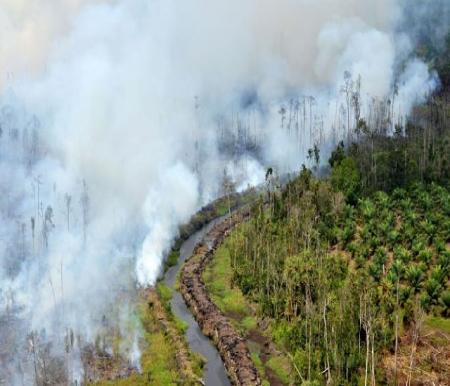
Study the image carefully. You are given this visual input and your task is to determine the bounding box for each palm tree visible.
[360,199,375,220]
[418,248,433,264]
[406,266,424,292]
[391,260,405,280]
[394,246,411,264]
[430,265,446,283]
[438,251,450,272]
[425,278,442,301]
[439,290,450,316]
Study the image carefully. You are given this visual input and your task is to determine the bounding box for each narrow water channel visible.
[164,218,231,386]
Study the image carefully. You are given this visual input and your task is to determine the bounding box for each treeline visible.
[343,28,450,194]
[343,94,450,194]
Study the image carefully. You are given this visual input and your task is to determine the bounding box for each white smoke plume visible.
[0,0,445,383]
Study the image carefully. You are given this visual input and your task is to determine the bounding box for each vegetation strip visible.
[202,226,292,386]
[145,287,203,384]
[90,286,203,385]
[180,212,262,386]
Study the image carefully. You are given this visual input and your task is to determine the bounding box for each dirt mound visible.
[181,212,262,386]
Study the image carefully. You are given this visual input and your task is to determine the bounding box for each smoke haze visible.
[0,0,447,383]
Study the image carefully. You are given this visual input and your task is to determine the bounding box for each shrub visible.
[368,263,382,281]
[418,248,433,264]
[430,266,446,283]
[347,241,359,257]
[391,259,405,279]
[400,286,413,304]
[420,292,432,311]
[387,230,400,246]
[374,248,387,266]
[355,255,366,269]
[341,228,355,246]
[438,251,450,271]
[360,199,376,220]
[331,157,361,203]
[439,291,450,316]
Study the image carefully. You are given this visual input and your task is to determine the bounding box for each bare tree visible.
[42,206,54,250]
[65,194,72,232]
[341,71,354,143]
[81,180,89,247]
[31,217,35,256]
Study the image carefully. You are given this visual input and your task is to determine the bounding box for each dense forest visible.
[218,37,450,385]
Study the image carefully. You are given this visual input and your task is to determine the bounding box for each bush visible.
[418,248,433,264]
[394,246,411,263]
[406,266,424,291]
[439,291,450,316]
[331,157,361,203]
[425,278,442,301]
[387,230,400,245]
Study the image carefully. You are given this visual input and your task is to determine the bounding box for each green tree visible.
[331,157,360,203]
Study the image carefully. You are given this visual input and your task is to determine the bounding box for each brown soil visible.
[83,288,202,385]
[82,346,135,382]
[180,211,262,386]
[247,329,284,386]
[382,324,450,385]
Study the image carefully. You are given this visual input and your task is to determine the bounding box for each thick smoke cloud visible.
[398,0,450,51]
[0,0,444,383]
[0,0,111,90]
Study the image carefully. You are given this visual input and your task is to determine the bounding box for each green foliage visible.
[406,265,424,291]
[266,356,292,385]
[241,316,257,332]
[157,283,173,303]
[250,352,270,386]
[440,291,450,316]
[425,316,450,334]
[328,140,345,167]
[330,156,360,203]
[223,162,450,384]
[164,250,179,272]
[174,317,188,334]
[202,243,248,316]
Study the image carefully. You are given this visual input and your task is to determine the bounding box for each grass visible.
[215,199,231,216]
[156,283,172,303]
[266,356,292,385]
[202,244,248,317]
[203,231,292,385]
[241,316,257,332]
[163,250,180,272]
[251,352,270,386]
[90,299,180,386]
[89,192,261,386]
[141,331,179,385]
[425,316,450,334]
[174,317,188,334]
[90,287,204,386]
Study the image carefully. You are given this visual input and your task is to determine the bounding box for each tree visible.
[329,141,345,168]
[406,266,424,292]
[331,157,360,203]
[341,70,354,141]
[42,206,54,250]
[81,180,89,247]
[65,194,72,232]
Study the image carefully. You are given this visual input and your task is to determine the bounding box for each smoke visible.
[398,0,450,52]
[0,0,446,383]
